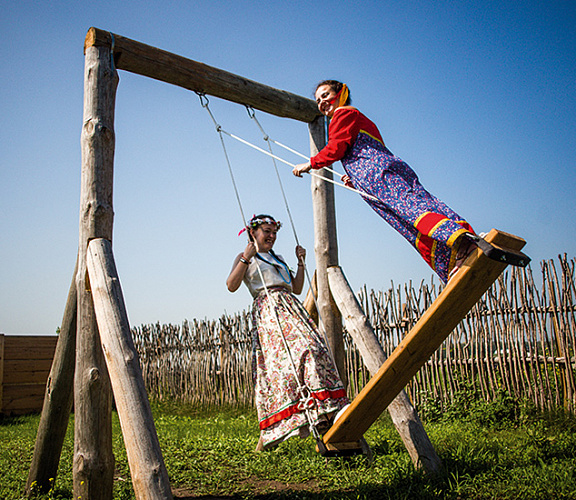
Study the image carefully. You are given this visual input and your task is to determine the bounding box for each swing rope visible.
[245,106,336,362]
[245,106,301,245]
[198,100,381,203]
[197,92,324,443]
[245,115,347,192]
[197,93,249,230]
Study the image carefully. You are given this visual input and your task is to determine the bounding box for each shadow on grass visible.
[172,465,446,499]
[172,482,443,500]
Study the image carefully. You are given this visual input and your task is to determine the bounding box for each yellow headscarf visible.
[336,83,349,107]
[328,83,349,108]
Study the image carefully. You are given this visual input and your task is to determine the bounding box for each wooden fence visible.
[134,315,254,407]
[132,255,576,414]
[355,255,576,413]
[0,334,58,415]
[3,257,573,416]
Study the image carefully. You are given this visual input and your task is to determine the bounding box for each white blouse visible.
[243,252,293,298]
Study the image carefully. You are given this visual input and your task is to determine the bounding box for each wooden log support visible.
[327,266,442,473]
[84,27,320,123]
[26,260,78,495]
[323,229,527,445]
[309,117,346,383]
[87,238,173,500]
[74,42,118,499]
[0,334,3,412]
[302,270,318,325]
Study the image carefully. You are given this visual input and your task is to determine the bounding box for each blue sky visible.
[1,1,575,334]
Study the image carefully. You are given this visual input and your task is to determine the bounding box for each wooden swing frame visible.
[25,27,526,499]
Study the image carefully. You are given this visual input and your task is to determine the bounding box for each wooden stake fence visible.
[131,256,576,415]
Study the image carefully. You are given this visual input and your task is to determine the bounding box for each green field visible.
[3,396,576,499]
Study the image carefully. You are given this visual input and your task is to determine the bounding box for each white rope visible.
[263,135,344,183]
[216,122,382,203]
[197,93,322,437]
[246,107,336,362]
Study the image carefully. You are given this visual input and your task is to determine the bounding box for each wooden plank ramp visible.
[323,229,527,449]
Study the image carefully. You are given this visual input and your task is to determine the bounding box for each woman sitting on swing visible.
[227,214,349,451]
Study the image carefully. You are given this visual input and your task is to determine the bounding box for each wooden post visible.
[302,270,318,325]
[74,42,118,499]
[87,239,173,500]
[0,334,4,413]
[327,266,442,473]
[308,117,346,383]
[26,260,78,495]
[323,229,527,445]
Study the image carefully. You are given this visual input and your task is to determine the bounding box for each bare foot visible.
[255,435,264,452]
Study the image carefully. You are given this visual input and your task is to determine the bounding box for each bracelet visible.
[297,263,305,267]
[239,257,250,265]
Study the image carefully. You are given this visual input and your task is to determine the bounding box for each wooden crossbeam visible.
[323,229,527,447]
[84,27,320,123]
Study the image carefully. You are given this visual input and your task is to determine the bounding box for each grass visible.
[2,397,576,499]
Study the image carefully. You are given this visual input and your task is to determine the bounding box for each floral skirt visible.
[252,288,349,448]
[343,132,474,283]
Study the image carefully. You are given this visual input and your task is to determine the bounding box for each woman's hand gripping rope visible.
[294,162,360,191]
[341,174,353,188]
[292,162,313,177]
[295,245,306,264]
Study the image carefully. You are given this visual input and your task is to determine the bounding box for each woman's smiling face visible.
[315,84,339,117]
[251,223,278,252]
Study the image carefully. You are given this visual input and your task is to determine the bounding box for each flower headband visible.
[238,216,282,236]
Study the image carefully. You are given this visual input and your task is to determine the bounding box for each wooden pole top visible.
[84,27,321,123]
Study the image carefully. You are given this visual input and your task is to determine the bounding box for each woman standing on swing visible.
[293,80,476,283]
[227,214,349,451]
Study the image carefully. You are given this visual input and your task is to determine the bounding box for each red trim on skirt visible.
[259,388,348,430]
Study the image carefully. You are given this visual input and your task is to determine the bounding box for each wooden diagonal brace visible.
[323,229,528,445]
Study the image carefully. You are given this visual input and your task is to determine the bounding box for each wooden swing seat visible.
[322,229,528,451]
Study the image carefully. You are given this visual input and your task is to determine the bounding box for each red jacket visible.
[310,107,384,169]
